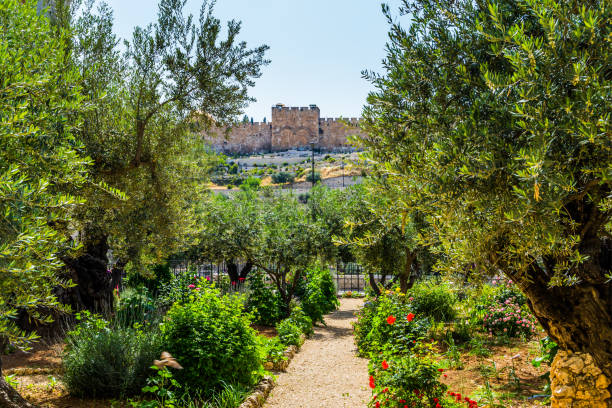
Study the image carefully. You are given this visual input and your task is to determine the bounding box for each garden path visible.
[264,298,370,408]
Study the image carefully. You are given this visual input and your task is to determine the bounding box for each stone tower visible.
[270,104,320,152]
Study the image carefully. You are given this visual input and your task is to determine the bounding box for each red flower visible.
[386,315,396,325]
[406,313,415,322]
[438,368,444,372]
[444,374,448,378]
[231,281,237,285]
[369,375,375,389]
[239,277,245,282]
[381,360,389,370]
[382,387,388,393]
[375,402,380,408]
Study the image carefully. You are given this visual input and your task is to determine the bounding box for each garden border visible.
[238,333,306,408]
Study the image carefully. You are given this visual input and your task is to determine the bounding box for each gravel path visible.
[264,298,370,408]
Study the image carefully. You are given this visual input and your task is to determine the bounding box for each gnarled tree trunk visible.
[61,232,114,315]
[511,238,612,406]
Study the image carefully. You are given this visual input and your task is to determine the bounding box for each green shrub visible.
[157,268,199,310]
[409,281,457,322]
[62,312,163,398]
[353,300,378,355]
[367,352,447,408]
[271,171,295,184]
[482,298,538,339]
[161,284,262,393]
[299,265,339,324]
[240,176,261,191]
[356,292,430,356]
[287,305,313,336]
[246,271,284,326]
[258,336,287,364]
[276,318,303,347]
[305,171,321,183]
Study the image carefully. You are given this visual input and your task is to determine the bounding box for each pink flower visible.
[188,284,196,289]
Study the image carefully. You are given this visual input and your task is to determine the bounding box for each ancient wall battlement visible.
[202,104,365,154]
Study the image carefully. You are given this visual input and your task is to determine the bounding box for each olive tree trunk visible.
[61,233,114,315]
[511,238,612,405]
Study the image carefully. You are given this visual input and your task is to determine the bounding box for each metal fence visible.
[332,262,394,294]
[169,260,387,295]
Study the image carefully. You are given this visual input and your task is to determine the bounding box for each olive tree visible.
[335,183,428,294]
[360,0,611,388]
[195,190,262,281]
[0,0,90,405]
[62,0,268,312]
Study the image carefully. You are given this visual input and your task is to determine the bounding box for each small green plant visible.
[4,374,18,389]
[473,381,505,408]
[276,318,303,347]
[368,352,447,407]
[532,336,558,398]
[46,375,58,392]
[468,337,492,358]
[287,305,313,336]
[408,281,457,322]
[444,335,464,370]
[138,366,182,408]
[258,336,288,365]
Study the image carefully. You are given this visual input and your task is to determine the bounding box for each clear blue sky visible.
[104,0,403,122]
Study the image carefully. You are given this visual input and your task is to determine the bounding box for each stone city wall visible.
[202,104,365,154]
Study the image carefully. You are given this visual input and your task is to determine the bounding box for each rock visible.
[566,356,585,374]
[596,374,611,390]
[553,386,575,398]
[551,398,573,408]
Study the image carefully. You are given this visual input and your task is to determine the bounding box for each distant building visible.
[202,104,364,154]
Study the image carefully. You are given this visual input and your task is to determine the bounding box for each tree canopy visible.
[359,0,611,377]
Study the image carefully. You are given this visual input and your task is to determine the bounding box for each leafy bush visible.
[305,171,321,183]
[157,268,201,310]
[240,176,261,191]
[367,351,447,408]
[353,300,379,355]
[287,305,313,336]
[258,336,287,365]
[246,271,284,326]
[356,292,430,356]
[482,299,537,338]
[271,171,295,184]
[161,284,262,393]
[276,318,303,347]
[409,281,457,322]
[62,312,163,398]
[299,265,338,324]
[492,278,527,306]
